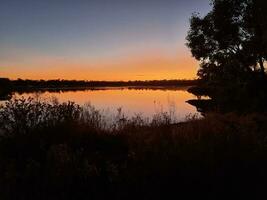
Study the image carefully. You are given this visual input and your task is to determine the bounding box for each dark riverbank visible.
[0,98,267,199]
[187,78,267,114]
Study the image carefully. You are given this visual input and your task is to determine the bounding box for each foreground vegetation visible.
[0,98,267,199]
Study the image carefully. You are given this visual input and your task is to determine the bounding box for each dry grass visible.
[0,97,267,199]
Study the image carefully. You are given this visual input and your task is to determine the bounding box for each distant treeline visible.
[0,78,198,90]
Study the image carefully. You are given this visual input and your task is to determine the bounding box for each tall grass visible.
[0,97,267,199]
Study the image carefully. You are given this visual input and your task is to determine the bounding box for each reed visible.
[0,97,267,199]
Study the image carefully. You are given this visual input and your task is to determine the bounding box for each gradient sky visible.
[0,0,210,80]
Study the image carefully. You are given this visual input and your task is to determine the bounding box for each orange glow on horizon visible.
[1,49,198,81]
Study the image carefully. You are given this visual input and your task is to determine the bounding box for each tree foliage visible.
[186,0,267,82]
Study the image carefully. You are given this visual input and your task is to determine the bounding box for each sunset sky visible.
[1,0,210,80]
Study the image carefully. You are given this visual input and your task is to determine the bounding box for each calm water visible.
[6,87,200,121]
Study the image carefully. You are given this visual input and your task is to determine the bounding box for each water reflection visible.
[1,87,200,121]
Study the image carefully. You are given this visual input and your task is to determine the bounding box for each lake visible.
[2,87,200,121]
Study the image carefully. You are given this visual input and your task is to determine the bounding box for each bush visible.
[0,98,267,199]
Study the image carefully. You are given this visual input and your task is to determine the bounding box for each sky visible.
[0,0,211,80]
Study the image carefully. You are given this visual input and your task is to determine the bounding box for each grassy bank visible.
[0,98,267,199]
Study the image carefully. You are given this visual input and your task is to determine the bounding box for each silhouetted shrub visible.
[0,98,267,199]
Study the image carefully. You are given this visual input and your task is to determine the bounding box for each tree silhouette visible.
[243,0,267,76]
[186,0,267,83]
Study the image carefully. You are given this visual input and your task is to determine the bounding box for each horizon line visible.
[1,77,198,82]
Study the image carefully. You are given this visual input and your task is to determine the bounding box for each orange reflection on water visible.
[14,88,199,121]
